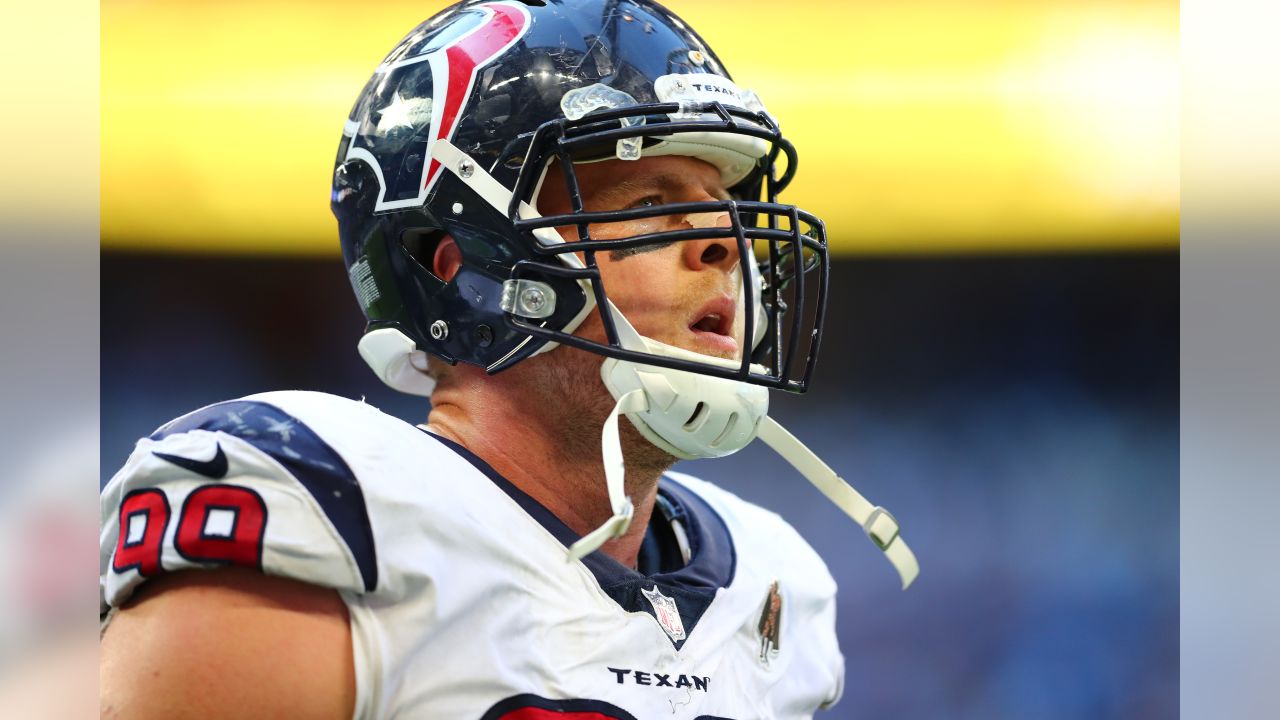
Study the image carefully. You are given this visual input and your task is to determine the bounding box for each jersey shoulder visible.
[100,391,440,611]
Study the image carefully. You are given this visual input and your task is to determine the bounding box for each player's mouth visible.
[688,297,740,357]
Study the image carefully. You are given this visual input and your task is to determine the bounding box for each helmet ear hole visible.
[401,229,452,283]
[432,236,462,283]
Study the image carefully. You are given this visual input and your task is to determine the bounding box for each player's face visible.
[538,155,748,361]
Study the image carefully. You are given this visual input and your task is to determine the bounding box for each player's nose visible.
[681,211,740,273]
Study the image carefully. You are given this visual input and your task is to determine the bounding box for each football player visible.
[100,1,918,717]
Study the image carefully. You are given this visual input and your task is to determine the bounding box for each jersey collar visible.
[425,431,736,649]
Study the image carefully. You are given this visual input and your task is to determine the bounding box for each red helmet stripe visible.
[425,2,531,190]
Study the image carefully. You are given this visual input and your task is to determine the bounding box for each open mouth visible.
[692,313,727,334]
[688,300,740,356]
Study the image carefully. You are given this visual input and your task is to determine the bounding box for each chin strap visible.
[567,389,648,561]
[570,388,919,591]
[756,417,919,590]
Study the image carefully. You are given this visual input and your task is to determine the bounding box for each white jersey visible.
[100,390,844,718]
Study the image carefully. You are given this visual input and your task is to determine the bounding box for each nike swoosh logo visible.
[153,442,228,479]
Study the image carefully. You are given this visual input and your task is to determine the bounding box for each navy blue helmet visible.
[332,0,827,396]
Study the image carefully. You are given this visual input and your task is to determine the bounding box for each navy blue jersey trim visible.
[151,400,378,592]
[423,430,736,649]
[652,478,738,591]
[637,494,689,575]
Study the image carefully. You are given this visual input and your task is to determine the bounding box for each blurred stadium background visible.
[101,0,1177,718]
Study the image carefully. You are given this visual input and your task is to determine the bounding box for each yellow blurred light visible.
[1021,9,1180,210]
[101,0,1178,255]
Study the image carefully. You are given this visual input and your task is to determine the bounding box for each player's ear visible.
[433,235,462,283]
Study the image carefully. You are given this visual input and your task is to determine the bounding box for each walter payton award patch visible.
[757,580,782,664]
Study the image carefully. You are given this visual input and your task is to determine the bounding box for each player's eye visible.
[608,196,674,259]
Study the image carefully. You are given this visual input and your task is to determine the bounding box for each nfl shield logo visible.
[641,585,686,642]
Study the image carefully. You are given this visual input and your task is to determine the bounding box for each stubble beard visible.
[515,342,678,495]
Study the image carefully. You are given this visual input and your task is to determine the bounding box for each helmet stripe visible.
[423,2,531,191]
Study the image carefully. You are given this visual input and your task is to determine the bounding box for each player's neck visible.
[423,366,667,569]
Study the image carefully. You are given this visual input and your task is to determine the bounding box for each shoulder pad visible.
[101,397,378,610]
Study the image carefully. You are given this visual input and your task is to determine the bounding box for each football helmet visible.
[332,0,827,399]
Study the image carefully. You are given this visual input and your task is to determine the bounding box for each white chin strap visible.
[566,387,645,561]
[755,418,919,590]
[574,301,919,590]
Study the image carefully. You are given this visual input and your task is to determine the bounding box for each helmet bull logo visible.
[344,1,533,212]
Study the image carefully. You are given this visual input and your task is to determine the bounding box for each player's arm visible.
[101,400,385,717]
[101,567,355,720]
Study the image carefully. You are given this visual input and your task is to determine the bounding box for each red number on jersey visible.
[112,488,171,577]
[174,485,268,570]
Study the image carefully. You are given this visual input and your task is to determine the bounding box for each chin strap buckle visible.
[862,506,901,551]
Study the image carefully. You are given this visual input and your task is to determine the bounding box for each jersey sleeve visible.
[100,399,380,611]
